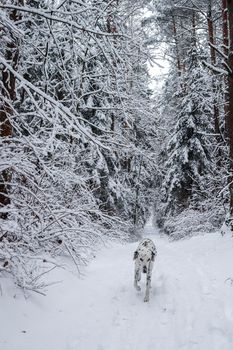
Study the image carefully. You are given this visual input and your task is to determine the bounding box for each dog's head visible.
[133,249,155,273]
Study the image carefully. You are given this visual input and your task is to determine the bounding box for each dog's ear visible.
[133,251,138,260]
[151,251,155,262]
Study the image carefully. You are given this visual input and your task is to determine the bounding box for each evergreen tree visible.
[160,47,213,214]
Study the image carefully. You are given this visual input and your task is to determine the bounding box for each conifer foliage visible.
[152,0,230,236]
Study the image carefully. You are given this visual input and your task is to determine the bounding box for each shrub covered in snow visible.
[163,207,224,240]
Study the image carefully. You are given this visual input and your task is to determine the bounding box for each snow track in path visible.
[1,225,233,350]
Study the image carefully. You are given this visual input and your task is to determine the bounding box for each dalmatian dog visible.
[133,238,157,302]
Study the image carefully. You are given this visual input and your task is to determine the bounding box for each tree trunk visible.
[207,1,216,64]
[192,10,197,48]
[0,5,21,218]
[207,0,222,140]
[223,0,229,57]
[172,14,182,74]
[226,0,233,216]
[222,0,229,134]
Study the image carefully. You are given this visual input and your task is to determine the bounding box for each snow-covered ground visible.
[1,224,233,350]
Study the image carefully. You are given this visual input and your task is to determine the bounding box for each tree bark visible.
[222,0,229,135]
[207,1,216,64]
[222,0,229,57]
[0,4,22,218]
[207,0,222,140]
[226,0,233,216]
[172,14,182,74]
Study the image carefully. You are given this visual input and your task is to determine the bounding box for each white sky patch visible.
[148,44,170,92]
[148,59,169,91]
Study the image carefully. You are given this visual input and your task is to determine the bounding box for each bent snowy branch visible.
[0,4,129,38]
[0,56,110,150]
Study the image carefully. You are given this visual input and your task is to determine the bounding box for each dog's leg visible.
[134,267,141,291]
[144,270,152,302]
[148,262,153,289]
[137,269,141,282]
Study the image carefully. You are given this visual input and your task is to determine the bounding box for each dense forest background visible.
[1,0,233,292]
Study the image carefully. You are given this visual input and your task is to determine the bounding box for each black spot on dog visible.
[151,251,155,261]
[3,260,9,267]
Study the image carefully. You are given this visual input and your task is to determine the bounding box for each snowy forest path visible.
[1,226,233,350]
